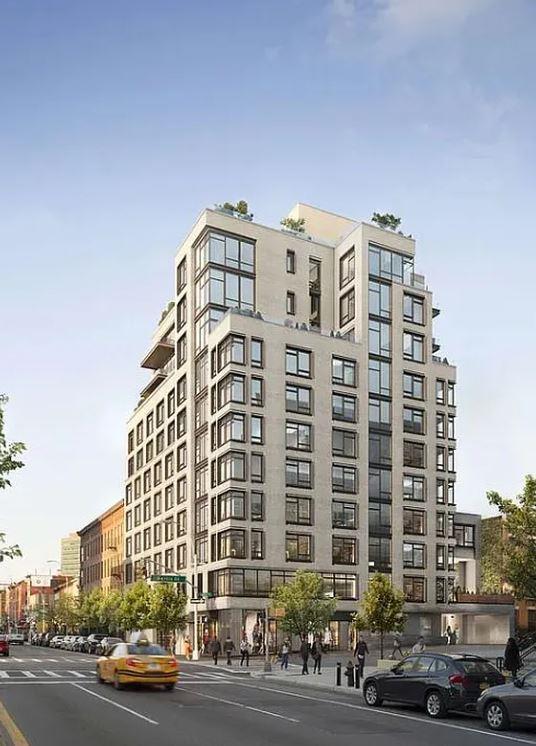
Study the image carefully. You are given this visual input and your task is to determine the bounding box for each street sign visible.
[150,574,186,583]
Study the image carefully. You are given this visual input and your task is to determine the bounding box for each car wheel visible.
[485,701,510,731]
[113,674,124,691]
[164,683,175,691]
[425,690,447,719]
[364,681,383,707]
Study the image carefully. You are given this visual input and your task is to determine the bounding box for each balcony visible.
[432,338,440,353]
[139,369,168,400]
[141,337,175,370]
[455,591,514,605]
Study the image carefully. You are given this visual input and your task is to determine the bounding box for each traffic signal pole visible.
[192,553,199,661]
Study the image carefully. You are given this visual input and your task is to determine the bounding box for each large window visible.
[218,412,245,446]
[369,467,391,502]
[332,357,357,387]
[369,244,414,284]
[251,530,264,560]
[369,397,391,427]
[404,407,425,434]
[217,451,246,483]
[214,490,246,522]
[251,415,263,445]
[251,377,264,407]
[404,441,426,468]
[368,502,391,536]
[368,280,391,318]
[369,319,391,357]
[332,500,357,529]
[286,495,312,525]
[332,464,357,493]
[286,347,312,378]
[404,576,426,602]
[454,524,475,548]
[218,373,246,407]
[333,536,357,565]
[195,267,254,311]
[403,332,425,362]
[286,533,312,562]
[369,359,391,396]
[218,334,245,370]
[195,231,255,274]
[403,294,424,324]
[286,458,313,488]
[339,289,355,326]
[286,384,312,415]
[217,529,246,559]
[403,508,426,536]
[196,307,225,350]
[436,544,446,569]
[340,248,355,288]
[403,542,426,569]
[369,432,391,465]
[332,428,357,458]
[286,421,312,451]
[332,393,357,422]
[369,536,391,572]
[403,475,425,502]
[251,491,264,521]
[403,372,425,400]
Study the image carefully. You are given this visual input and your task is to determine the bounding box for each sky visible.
[1,0,535,583]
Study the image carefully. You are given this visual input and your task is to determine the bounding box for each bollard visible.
[336,661,341,686]
[496,656,504,672]
[345,661,355,687]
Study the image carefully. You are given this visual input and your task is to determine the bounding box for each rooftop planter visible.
[280,216,311,239]
[215,200,253,221]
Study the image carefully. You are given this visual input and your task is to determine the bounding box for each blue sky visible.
[1,0,535,582]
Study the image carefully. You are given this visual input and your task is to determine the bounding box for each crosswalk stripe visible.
[0,672,8,678]
[21,671,37,678]
[43,670,62,678]
[68,671,86,678]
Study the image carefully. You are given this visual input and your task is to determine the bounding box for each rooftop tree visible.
[371,212,401,232]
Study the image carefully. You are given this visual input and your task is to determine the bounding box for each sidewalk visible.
[251,663,374,696]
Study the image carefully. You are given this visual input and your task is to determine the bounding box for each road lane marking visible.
[0,672,9,678]
[227,682,536,745]
[0,700,29,746]
[174,686,299,723]
[68,671,87,678]
[70,684,159,725]
[21,671,37,678]
[43,670,62,678]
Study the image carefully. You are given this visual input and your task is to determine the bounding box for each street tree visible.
[0,394,25,561]
[149,583,187,650]
[354,574,406,659]
[118,581,152,632]
[271,570,336,640]
[79,589,105,632]
[98,590,123,635]
[487,475,536,599]
[371,212,401,232]
[51,595,80,633]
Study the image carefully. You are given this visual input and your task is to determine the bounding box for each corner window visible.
[339,289,355,326]
[339,248,355,289]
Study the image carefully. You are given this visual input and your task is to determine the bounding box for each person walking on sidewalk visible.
[504,637,521,680]
[224,635,235,665]
[300,636,310,675]
[354,636,369,678]
[411,636,426,654]
[210,636,221,665]
[390,634,403,659]
[280,638,290,670]
[239,634,250,667]
[311,635,323,674]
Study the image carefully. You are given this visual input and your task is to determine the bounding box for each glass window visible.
[332,500,357,529]
[332,428,357,458]
[404,441,426,468]
[286,421,312,451]
[368,502,391,536]
[436,513,446,537]
[436,413,445,438]
[332,393,357,422]
[369,397,391,426]
[286,384,312,414]
[251,491,264,521]
[251,530,264,559]
[251,453,264,483]
[339,289,355,326]
[403,332,425,363]
[369,536,391,572]
[368,280,391,318]
[403,294,424,324]
[403,475,425,502]
[251,415,264,444]
[217,451,246,483]
[332,464,357,493]
[403,508,426,535]
[437,446,445,471]
[436,379,445,405]
[286,249,296,274]
[286,347,311,378]
[369,319,391,357]
[403,542,426,569]
[404,407,425,434]
[251,339,263,368]
[176,258,187,292]
[215,490,246,522]
[218,412,245,446]
[369,467,391,502]
[218,334,245,370]
[332,357,357,387]
[218,373,246,407]
[286,495,312,525]
[448,381,455,407]
[196,231,255,274]
[251,377,264,407]
[369,359,391,396]
[217,529,246,559]
[448,415,455,439]
[333,536,357,565]
[286,291,296,315]
[286,533,312,562]
[286,459,312,489]
[404,576,426,602]
[404,372,425,400]
[339,248,355,289]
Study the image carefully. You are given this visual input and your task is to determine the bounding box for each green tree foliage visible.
[371,212,402,232]
[480,516,505,594]
[354,574,406,659]
[98,590,123,634]
[79,589,105,631]
[487,475,536,599]
[118,581,153,631]
[51,595,81,633]
[271,570,336,639]
[0,395,25,561]
[149,583,187,646]
[280,216,306,233]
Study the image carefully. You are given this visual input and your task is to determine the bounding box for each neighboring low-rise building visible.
[60,533,81,578]
[79,500,124,593]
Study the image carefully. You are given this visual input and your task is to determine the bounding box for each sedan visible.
[363,653,504,718]
[477,668,536,731]
[95,637,123,656]
[49,635,64,649]
[0,635,9,657]
[72,636,87,652]
[96,640,178,690]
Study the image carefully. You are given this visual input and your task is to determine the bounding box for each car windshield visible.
[458,659,498,675]
[126,644,168,656]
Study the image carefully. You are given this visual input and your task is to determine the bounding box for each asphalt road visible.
[0,645,535,746]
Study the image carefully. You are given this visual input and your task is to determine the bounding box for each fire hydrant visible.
[344,661,355,687]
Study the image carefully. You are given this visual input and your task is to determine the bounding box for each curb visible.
[250,672,365,698]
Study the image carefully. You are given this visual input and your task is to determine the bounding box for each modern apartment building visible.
[60,533,81,578]
[124,202,510,647]
[79,500,124,593]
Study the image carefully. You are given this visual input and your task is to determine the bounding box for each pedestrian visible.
[280,638,290,670]
[202,631,209,655]
[311,635,323,674]
[239,634,250,667]
[300,636,310,675]
[210,636,221,665]
[504,637,521,680]
[411,636,426,654]
[183,635,192,660]
[390,634,403,659]
[445,625,452,645]
[353,635,369,678]
[224,634,235,665]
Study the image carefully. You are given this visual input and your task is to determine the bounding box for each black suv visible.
[363,653,505,719]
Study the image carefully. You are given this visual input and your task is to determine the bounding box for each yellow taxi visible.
[96,639,179,691]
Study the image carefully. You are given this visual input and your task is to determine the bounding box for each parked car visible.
[8,632,24,645]
[477,667,536,731]
[42,632,53,647]
[0,635,9,657]
[85,634,107,654]
[95,637,123,656]
[363,654,505,719]
[61,635,78,650]
[49,635,64,649]
[72,636,87,652]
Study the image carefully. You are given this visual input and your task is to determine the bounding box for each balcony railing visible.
[141,337,175,370]
[454,590,514,605]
